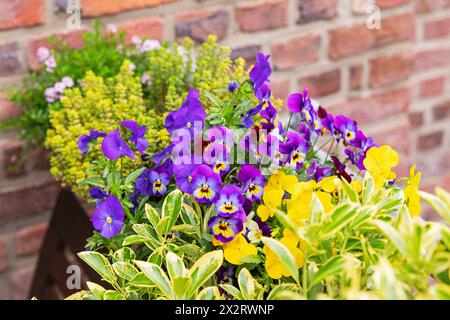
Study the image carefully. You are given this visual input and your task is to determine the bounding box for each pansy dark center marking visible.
[153,179,163,191]
[200,185,210,194]
[224,203,234,212]
[215,162,225,172]
[249,184,257,192]
[218,222,229,231]
[188,176,193,182]
[331,189,339,200]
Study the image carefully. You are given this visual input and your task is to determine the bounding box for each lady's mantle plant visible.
[64,52,450,300]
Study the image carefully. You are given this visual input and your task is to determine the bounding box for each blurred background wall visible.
[0,0,449,299]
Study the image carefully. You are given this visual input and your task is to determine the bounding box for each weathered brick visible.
[16,223,48,256]
[408,111,424,127]
[0,176,59,224]
[298,0,337,24]
[371,120,411,154]
[350,64,364,90]
[433,101,450,121]
[424,16,450,39]
[419,76,446,98]
[27,29,87,71]
[235,0,288,32]
[0,43,21,76]
[175,8,230,42]
[116,16,164,43]
[0,92,22,122]
[271,78,291,104]
[11,265,34,300]
[81,0,174,17]
[377,0,410,8]
[271,34,321,70]
[2,140,27,179]
[328,87,412,124]
[329,12,415,60]
[31,147,50,171]
[415,48,450,71]
[231,45,261,66]
[0,0,45,30]
[0,236,7,272]
[416,0,450,14]
[369,51,413,88]
[444,174,450,192]
[298,69,341,97]
[417,131,444,150]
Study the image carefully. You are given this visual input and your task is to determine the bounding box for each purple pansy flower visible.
[165,88,206,136]
[203,144,231,176]
[121,120,149,155]
[191,165,222,204]
[306,161,332,182]
[89,187,108,200]
[172,160,197,194]
[153,144,175,165]
[242,104,263,128]
[135,167,171,196]
[333,115,358,146]
[238,165,266,201]
[215,185,246,222]
[101,128,135,160]
[321,113,336,139]
[249,53,271,91]
[208,216,243,243]
[228,81,240,93]
[78,129,106,156]
[217,266,235,295]
[287,88,309,114]
[279,130,310,169]
[91,195,124,239]
[331,156,352,183]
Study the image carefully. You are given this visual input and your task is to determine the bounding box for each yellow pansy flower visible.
[363,145,399,189]
[223,234,258,265]
[405,164,421,216]
[263,237,304,279]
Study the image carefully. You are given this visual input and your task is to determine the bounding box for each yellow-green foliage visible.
[46,37,247,199]
[46,61,166,197]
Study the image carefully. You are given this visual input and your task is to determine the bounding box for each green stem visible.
[283,113,294,142]
[324,139,335,164]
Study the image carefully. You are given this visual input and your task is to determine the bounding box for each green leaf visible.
[318,203,359,239]
[166,252,187,280]
[196,286,221,300]
[122,235,148,246]
[371,220,408,258]
[186,250,224,299]
[309,194,325,224]
[420,191,450,222]
[172,276,192,300]
[340,178,359,203]
[78,177,105,188]
[103,290,122,300]
[125,167,145,185]
[78,251,117,285]
[145,203,160,230]
[310,256,345,287]
[112,261,139,281]
[86,281,106,300]
[162,189,183,233]
[135,261,174,299]
[267,284,303,300]
[178,244,203,258]
[128,272,155,288]
[219,284,244,300]
[261,237,300,285]
[237,268,256,300]
[362,171,375,203]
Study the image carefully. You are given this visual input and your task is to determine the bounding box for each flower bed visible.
[3,24,449,300]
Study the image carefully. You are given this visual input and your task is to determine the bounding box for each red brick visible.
[0,43,21,76]
[415,48,450,71]
[297,0,337,24]
[0,176,59,224]
[329,12,415,60]
[377,0,410,8]
[27,29,87,71]
[408,111,424,127]
[31,147,50,171]
[2,139,27,179]
[0,0,45,30]
[116,17,164,43]
[0,236,7,272]
[371,120,411,154]
[298,69,341,97]
[424,16,450,39]
[271,78,291,104]
[328,87,412,124]
[416,0,450,14]
[271,34,321,70]
[175,8,230,42]
[0,92,22,122]
[369,51,413,88]
[11,266,34,300]
[417,131,444,151]
[236,0,288,33]
[350,64,364,90]
[433,101,450,121]
[16,223,48,256]
[231,45,261,67]
[81,0,174,17]
[419,76,446,98]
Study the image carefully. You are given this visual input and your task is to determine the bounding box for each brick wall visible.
[0,0,449,299]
